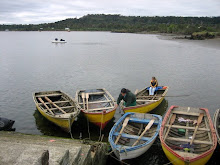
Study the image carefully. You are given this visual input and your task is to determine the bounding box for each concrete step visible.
[0,132,107,165]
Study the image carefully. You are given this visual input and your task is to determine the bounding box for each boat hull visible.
[161,144,214,165]
[123,97,164,113]
[213,109,220,145]
[51,41,66,43]
[33,90,80,133]
[160,105,217,165]
[36,105,75,132]
[109,112,162,160]
[82,108,116,129]
[75,88,116,129]
[111,136,157,160]
[122,86,168,113]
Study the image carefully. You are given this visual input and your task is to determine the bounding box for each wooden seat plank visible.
[87,106,115,111]
[80,92,105,96]
[36,93,62,97]
[166,137,213,145]
[113,132,150,141]
[172,111,206,117]
[78,100,112,104]
[45,96,66,114]
[39,100,69,106]
[50,106,75,110]
[164,124,210,131]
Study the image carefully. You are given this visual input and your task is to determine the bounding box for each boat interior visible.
[213,109,220,143]
[77,89,115,111]
[35,91,76,115]
[163,107,214,157]
[136,88,166,105]
[113,114,159,147]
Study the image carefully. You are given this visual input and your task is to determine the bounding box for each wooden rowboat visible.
[108,112,162,160]
[75,88,116,129]
[213,109,220,145]
[160,105,217,165]
[121,86,169,113]
[33,91,80,132]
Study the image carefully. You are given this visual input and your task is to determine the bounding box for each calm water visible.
[0,31,220,164]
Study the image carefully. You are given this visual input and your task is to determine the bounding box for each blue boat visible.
[108,112,162,160]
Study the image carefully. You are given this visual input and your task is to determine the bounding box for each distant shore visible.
[154,33,220,50]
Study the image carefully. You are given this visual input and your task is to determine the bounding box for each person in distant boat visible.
[60,39,65,41]
[116,88,136,108]
[149,77,158,95]
[55,38,58,41]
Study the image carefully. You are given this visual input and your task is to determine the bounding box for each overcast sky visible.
[0,0,219,24]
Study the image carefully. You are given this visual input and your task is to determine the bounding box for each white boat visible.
[108,112,162,160]
[51,40,67,43]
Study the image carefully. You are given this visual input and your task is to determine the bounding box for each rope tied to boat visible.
[98,110,104,142]
[68,115,74,139]
[163,157,180,165]
[86,116,91,140]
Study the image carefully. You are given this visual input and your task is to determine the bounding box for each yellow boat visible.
[75,88,116,129]
[121,86,169,113]
[160,105,217,165]
[33,91,80,132]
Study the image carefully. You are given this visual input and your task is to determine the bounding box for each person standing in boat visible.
[116,88,136,108]
[149,77,158,95]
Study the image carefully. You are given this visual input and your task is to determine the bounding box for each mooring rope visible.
[98,111,104,142]
[86,116,91,139]
[68,116,74,139]
[163,157,179,165]
[109,154,130,165]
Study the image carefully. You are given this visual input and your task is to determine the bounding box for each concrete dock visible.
[0,131,108,165]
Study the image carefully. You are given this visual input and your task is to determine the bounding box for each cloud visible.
[0,0,219,24]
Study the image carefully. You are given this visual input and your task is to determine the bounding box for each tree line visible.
[1,14,220,36]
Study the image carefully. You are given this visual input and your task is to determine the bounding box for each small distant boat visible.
[213,109,220,145]
[160,105,217,165]
[51,39,66,43]
[75,88,116,129]
[0,117,15,131]
[33,91,80,132]
[108,112,162,160]
[121,86,169,113]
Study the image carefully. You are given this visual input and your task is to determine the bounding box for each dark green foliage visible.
[0,14,220,36]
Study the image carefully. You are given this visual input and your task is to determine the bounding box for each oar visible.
[134,89,139,95]
[115,117,130,144]
[132,119,155,146]
[164,114,176,140]
[38,97,54,115]
[190,113,204,145]
[45,96,66,114]
[86,93,89,110]
[81,93,86,110]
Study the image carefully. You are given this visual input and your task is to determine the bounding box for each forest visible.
[1,14,220,39]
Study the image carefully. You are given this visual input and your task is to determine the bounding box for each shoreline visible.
[152,33,220,50]
[2,30,219,50]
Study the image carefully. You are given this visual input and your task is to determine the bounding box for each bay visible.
[0,31,220,164]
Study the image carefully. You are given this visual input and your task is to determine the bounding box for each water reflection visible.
[150,99,169,116]
[33,109,115,141]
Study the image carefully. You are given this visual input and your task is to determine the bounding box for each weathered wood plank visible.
[38,98,54,115]
[166,137,213,145]
[45,96,66,114]
[78,100,112,104]
[39,100,69,106]
[164,124,210,131]
[50,106,75,110]
[80,92,105,95]
[87,106,115,111]
[36,93,62,97]
[172,111,206,117]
